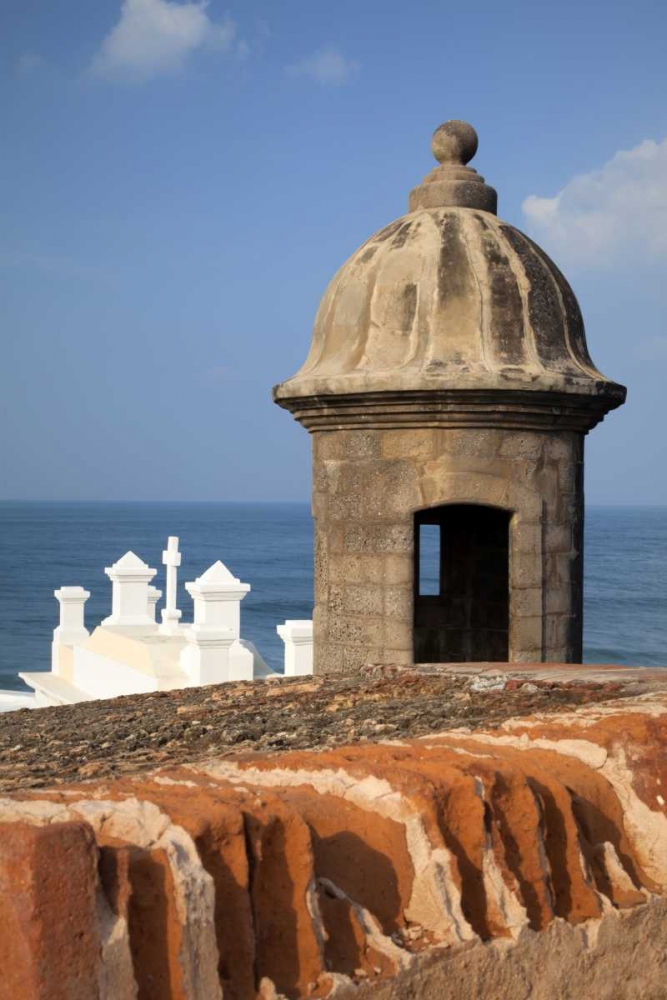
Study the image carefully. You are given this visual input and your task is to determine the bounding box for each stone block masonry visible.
[311,426,584,674]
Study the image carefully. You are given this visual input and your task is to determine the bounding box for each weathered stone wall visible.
[312,427,584,674]
[1,686,665,999]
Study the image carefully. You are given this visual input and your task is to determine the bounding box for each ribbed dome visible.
[274,123,625,407]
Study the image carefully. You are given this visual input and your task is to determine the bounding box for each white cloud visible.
[90,0,237,82]
[17,52,43,77]
[286,46,359,86]
[522,136,667,267]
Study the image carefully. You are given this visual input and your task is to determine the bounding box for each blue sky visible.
[1,0,665,503]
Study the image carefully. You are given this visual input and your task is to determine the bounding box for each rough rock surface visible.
[1,669,666,999]
[0,664,649,792]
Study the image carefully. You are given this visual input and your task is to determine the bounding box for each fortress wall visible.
[1,682,665,999]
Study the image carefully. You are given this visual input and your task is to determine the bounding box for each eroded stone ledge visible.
[0,675,666,999]
[0,663,658,793]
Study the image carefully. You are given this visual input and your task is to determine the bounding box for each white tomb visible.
[13,535,314,710]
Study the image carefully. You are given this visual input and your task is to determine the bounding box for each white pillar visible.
[180,627,235,685]
[185,560,250,638]
[52,586,90,675]
[147,586,162,623]
[277,620,314,676]
[101,551,157,630]
[159,536,182,635]
[180,560,252,684]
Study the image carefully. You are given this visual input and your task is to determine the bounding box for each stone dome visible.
[274,122,625,409]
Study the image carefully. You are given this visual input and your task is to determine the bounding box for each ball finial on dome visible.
[410,118,495,212]
[431,120,479,166]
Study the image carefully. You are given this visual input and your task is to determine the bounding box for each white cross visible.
[159,536,182,635]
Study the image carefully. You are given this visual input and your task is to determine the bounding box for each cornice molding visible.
[274,387,626,434]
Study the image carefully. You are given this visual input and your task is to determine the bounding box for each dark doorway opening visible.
[413,504,511,663]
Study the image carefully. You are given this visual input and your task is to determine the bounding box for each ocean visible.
[0,502,665,690]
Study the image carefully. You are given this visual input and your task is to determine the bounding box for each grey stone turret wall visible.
[311,426,584,675]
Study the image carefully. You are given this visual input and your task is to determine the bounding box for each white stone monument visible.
[159,536,182,635]
[277,620,314,677]
[52,586,90,675]
[182,560,254,683]
[101,551,157,630]
[18,536,280,708]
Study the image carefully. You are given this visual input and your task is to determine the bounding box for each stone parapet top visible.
[1,662,665,794]
[435,661,667,684]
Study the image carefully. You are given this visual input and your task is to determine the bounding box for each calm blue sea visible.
[0,502,665,690]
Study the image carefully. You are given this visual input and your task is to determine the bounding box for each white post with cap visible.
[101,551,157,629]
[180,626,236,685]
[277,620,314,676]
[187,560,250,637]
[52,586,90,674]
[180,560,252,683]
[159,536,182,635]
[147,586,162,623]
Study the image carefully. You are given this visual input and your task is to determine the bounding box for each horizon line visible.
[0,499,666,509]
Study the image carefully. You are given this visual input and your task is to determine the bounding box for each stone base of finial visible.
[159,609,183,636]
[409,171,498,213]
